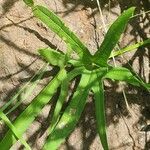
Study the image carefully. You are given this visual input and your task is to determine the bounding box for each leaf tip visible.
[125,7,136,16]
[38,49,43,55]
[23,0,34,7]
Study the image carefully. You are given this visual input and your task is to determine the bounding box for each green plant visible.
[0,0,150,150]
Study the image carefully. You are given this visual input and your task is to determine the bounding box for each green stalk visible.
[110,38,150,58]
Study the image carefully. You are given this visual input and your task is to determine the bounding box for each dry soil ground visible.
[0,0,150,150]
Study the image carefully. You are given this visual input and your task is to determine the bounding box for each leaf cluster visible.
[0,0,149,150]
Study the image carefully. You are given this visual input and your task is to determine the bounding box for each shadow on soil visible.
[0,0,150,149]
[59,0,118,17]
[0,0,19,18]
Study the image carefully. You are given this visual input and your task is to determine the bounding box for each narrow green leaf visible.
[39,48,65,67]
[0,69,67,150]
[0,111,31,150]
[32,5,92,60]
[48,67,84,134]
[110,38,150,58]
[92,76,109,150]
[43,71,94,150]
[23,0,34,7]
[93,7,135,66]
[104,67,149,91]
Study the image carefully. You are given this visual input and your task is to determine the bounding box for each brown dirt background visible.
[0,0,150,150]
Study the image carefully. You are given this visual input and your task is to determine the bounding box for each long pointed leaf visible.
[32,5,92,61]
[48,67,84,134]
[93,7,135,66]
[0,69,67,150]
[92,76,109,150]
[104,67,150,91]
[43,71,94,150]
